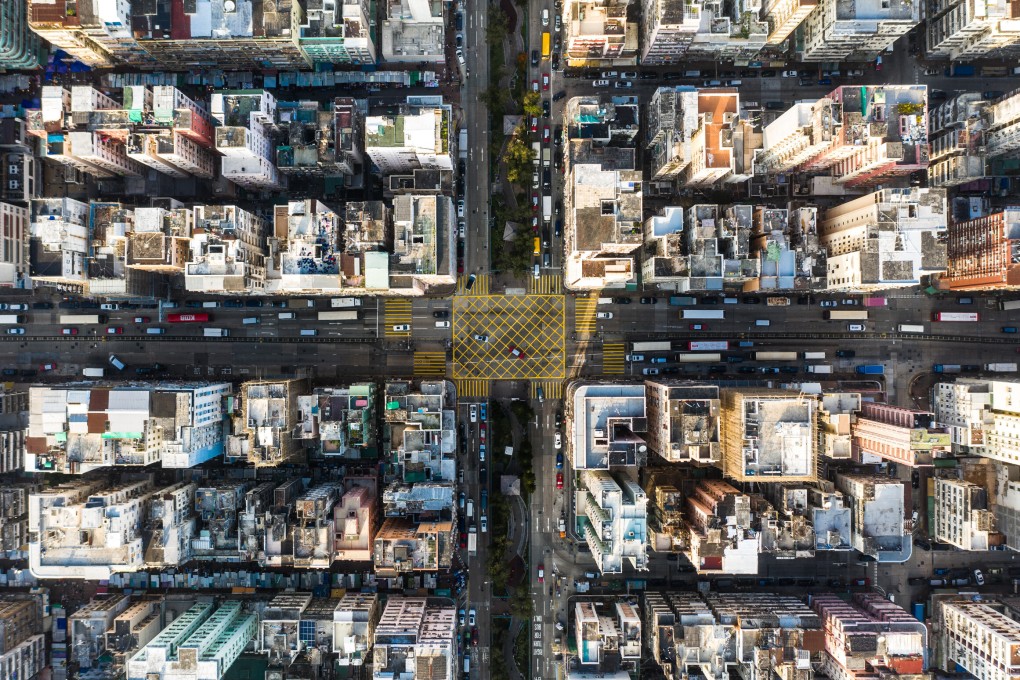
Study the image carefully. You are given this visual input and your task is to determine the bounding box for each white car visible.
[554,432,562,449]
[625,353,644,362]
[620,71,637,78]
[473,334,489,342]
[392,324,411,332]
[614,81,633,89]
[470,404,478,422]
[596,311,613,319]
[974,569,985,586]
[847,323,865,332]
[469,609,476,625]
[541,8,549,25]
[435,321,451,328]
[100,303,119,310]
[480,516,487,533]
[782,70,798,77]
[459,222,466,238]
[457,200,465,218]
[592,79,611,88]
[554,14,561,31]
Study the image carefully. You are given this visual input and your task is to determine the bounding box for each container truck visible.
[542,196,552,221]
[331,297,362,308]
[203,328,230,337]
[688,341,728,351]
[803,351,826,360]
[933,364,961,373]
[632,341,672,352]
[752,351,798,361]
[542,148,550,167]
[58,314,105,324]
[863,297,887,307]
[467,527,477,556]
[806,365,833,374]
[856,364,885,375]
[0,314,25,324]
[766,296,790,306]
[825,311,869,320]
[669,296,697,306]
[318,311,359,321]
[1001,300,1020,311]
[985,363,1018,372]
[681,310,725,319]
[674,352,722,363]
[898,324,925,333]
[287,299,314,308]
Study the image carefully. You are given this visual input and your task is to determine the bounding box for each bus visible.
[632,341,671,352]
[1001,300,1020,311]
[752,351,798,361]
[167,313,209,323]
[674,353,722,363]
[898,324,925,333]
[318,311,359,321]
[682,310,725,320]
[688,341,729,351]
[824,310,869,320]
[58,314,105,324]
[932,312,980,322]
[542,32,551,58]
[330,297,363,308]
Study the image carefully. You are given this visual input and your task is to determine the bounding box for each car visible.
[457,200,465,218]
[531,49,539,66]
[930,89,947,101]
[818,77,832,85]
[779,366,798,374]
[611,296,631,304]
[541,8,549,24]
[762,69,777,77]
[245,299,264,307]
[100,303,119,311]
[708,365,727,374]
[133,316,150,323]
[556,452,564,468]
[738,366,756,374]
[642,368,660,375]
[458,608,466,625]
[701,295,719,304]
[835,350,856,358]
[601,71,618,78]
[542,99,550,117]
[847,323,865,332]
[556,473,564,489]
[106,326,124,334]
[799,78,813,87]
[480,425,486,441]
[840,298,859,305]
[433,309,450,319]
[543,126,550,142]
[472,628,479,646]
[690,323,708,330]
[759,366,780,374]
[392,324,411,332]
[459,222,466,238]
[61,327,79,335]
[0,303,27,311]
[470,404,478,422]
[819,300,837,307]
[532,195,539,210]
[542,74,550,90]
[6,327,24,335]
[554,14,562,31]
[640,71,657,79]
[223,299,244,308]
[0,369,15,377]
[743,296,761,304]
[974,569,985,586]
[538,564,545,582]
[595,311,613,319]
[592,79,611,87]
[531,79,539,92]
[458,491,466,509]
[911,470,920,488]
[530,116,538,132]
[552,90,567,102]
[473,334,489,342]
[31,302,53,309]
[468,608,476,625]
[625,354,644,362]
[508,345,525,359]
[480,403,487,421]
[640,297,658,304]
[554,432,562,449]
[662,367,680,374]
[782,70,798,77]
[457,257,464,274]
[614,81,633,89]
[875,56,882,70]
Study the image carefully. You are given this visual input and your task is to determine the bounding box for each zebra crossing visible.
[530,275,561,295]
[458,274,490,296]
[456,379,490,398]
[531,380,563,400]
[413,352,447,376]
[384,299,412,337]
[602,343,625,375]
[575,297,597,334]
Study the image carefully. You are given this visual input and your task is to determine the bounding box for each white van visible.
[300,329,318,336]
[597,297,613,305]
[242,317,260,325]
[755,319,771,326]
[83,367,105,377]
[278,312,296,320]
[108,354,126,370]
[203,328,229,337]
[466,499,474,519]
[145,327,166,335]
[202,301,220,308]
[723,297,739,304]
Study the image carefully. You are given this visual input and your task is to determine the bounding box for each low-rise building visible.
[296,0,377,66]
[372,597,456,680]
[818,392,862,460]
[685,479,763,574]
[276,98,366,179]
[836,473,911,562]
[574,600,641,668]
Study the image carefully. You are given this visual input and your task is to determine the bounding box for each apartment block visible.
[103,597,162,666]
[940,599,1020,680]
[760,485,815,558]
[563,0,639,66]
[142,482,197,567]
[0,420,24,473]
[932,380,993,453]
[0,484,35,559]
[277,99,365,179]
[796,0,920,61]
[332,484,376,562]
[577,469,648,574]
[0,202,29,289]
[293,384,378,458]
[126,204,193,276]
[211,90,280,190]
[934,476,1001,550]
[986,91,1020,158]
[981,380,1020,466]
[763,0,818,44]
[384,379,456,482]
[126,600,257,680]
[818,392,862,460]
[27,0,122,67]
[0,119,39,205]
[569,383,648,470]
[685,479,762,573]
[238,479,297,564]
[820,188,948,291]
[190,483,246,562]
[574,600,641,668]
[853,402,950,466]
[373,598,456,680]
[26,383,231,473]
[266,199,347,294]
[333,591,379,666]
[380,0,446,62]
[928,0,1020,60]
[944,207,1020,290]
[390,194,457,291]
[296,0,377,65]
[836,473,911,562]
[185,204,271,294]
[648,483,689,553]
[720,389,817,483]
[644,381,720,464]
[748,205,827,291]
[69,594,133,669]
[0,1,39,69]
[364,101,454,174]
[228,380,309,468]
[928,93,990,188]
[756,99,839,175]
[373,517,454,575]
[0,634,45,680]
[811,487,853,550]
[639,0,699,64]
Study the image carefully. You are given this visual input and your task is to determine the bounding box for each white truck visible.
[542,147,551,167]
[806,365,833,374]
[985,363,1018,372]
[532,142,541,166]
[543,196,552,221]
[803,351,827,360]
[467,527,477,556]
[203,328,230,337]
[459,129,468,159]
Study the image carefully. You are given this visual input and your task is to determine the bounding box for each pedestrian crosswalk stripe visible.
[456,379,490,398]
[531,380,563,400]
[575,297,597,335]
[458,275,490,296]
[414,352,447,375]
[602,343,625,375]
[384,299,413,336]
[530,275,561,295]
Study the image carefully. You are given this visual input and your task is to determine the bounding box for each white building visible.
[333,592,379,667]
[836,473,911,562]
[211,90,281,190]
[373,597,456,680]
[577,469,648,574]
[380,0,445,62]
[934,477,997,551]
[927,0,1020,60]
[0,202,29,288]
[931,380,992,454]
[364,103,454,175]
[940,599,1020,680]
[185,205,270,294]
[796,0,920,61]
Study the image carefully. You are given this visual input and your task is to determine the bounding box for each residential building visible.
[373,597,456,680]
[685,479,762,573]
[563,0,639,66]
[380,0,445,62]
[927,0,1020,61]
[190,483,246,562]
[648,483,689,553]
[0,423,24,474]
[126,600,257,680]
[644,381,720,464]
[291,483,342,568]
[0,634,45,680]
[836,472,911,562]
[944,207,1020,290]
[333,592,379,667]
[569,383,648,470]
[939,598,1020,680]
[796,0,920,61]
[760,485,816,558]
[373,517,454,575]
[813,593,926,679]
[748,205,827,291]
[577,469,649,574]
[0,119,39,205]
[853,402,951,466]
[25,383,231,473]
[720,389,817,483]
[69,594,132,669]
[126,203,194,275]
[934,476,1001,550]
[26,0,122,67]
[979,379,1020,466]
[230,380,309,468]
[276,98,365,179]
[259,592,314,663]
[756,99,839,175]
[820,188,948,291]
[211,90,281,190]
[931,379,992,454]
[143,482,197,567]
[296,0,377,66]
[0,202,29,288]
[333,484,376,562]
[928,93,989,189]
[364,100,454,174]
[762,0,818,44]
[818,391,862,460]
[0,484,35,559]
[810,487,853,551]
[574,600,641,668]
[639,0,699,64]
[267,199,347,293]
[104,597,163,666]
[0,596,42,658]
[84,201,162,299]
[390,193,457,292]
[294,384,378,458]
[986,91,1020,158]
[185,204,271,294]
[0,1,39,69]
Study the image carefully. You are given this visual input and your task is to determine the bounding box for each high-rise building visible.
[762,0,818,44]
[563,0,639,66]
[296,0,377,65]
[0,202,29,288]
[211,90,281,190]
[928,93,989,188]
[720,389,817,482]
[796,0,920,61]
[364,101,454,174]
[944,207,1020,290]
[934,477,1001,550]
[639,0,698,64]
[927,0,1020,61]
[577,469,648,574]
[836,472,911,561]
[940,599,1020,680]
[0,1,39,70]
[853,402,951,466]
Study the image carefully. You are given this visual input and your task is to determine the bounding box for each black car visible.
[58,301,81,309]
[639,297,658,304]
[663,72,682,80]
[762,69,777,77]
[708,365,726,374]
[662,367,680,374]
[1,368,16,377]
[224,299,244,308]
[738,366,756,374]
[552,90,567,102]
[542,100,550,117]
[613,297,631,304]
[531,50,539,66]
[555,411,563,428]
[433,310,450,319]
[796,296,809,305]
[245,299,264,307]
[835,349,856,358]
[31,302,54,309]
[779,366,798,374]
[639,72,657,79]
[742,296,761,304]
[701,295,719,305]
[911,470,920,488]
